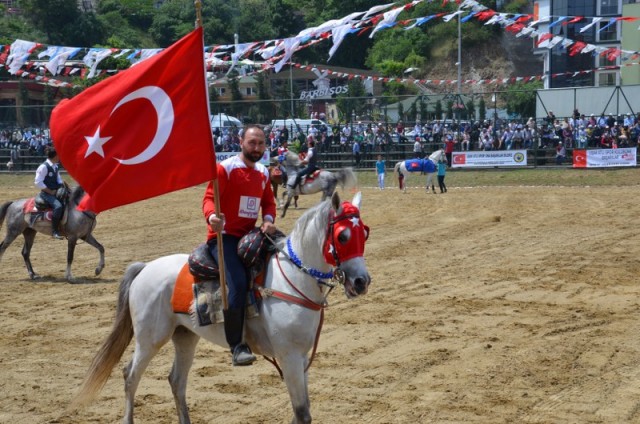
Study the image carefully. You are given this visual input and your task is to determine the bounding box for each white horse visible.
[393,149,444,193]
[72,191,371,424]
[279,151,356,218]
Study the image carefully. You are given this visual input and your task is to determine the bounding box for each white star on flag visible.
[84,126,112,158]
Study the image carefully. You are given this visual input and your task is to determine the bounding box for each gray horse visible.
[0,185,104,282]
[279,151,357,218]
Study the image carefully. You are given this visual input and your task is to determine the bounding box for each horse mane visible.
[70,186,86,206]
[286,198,331,251]
[284,151,302,167]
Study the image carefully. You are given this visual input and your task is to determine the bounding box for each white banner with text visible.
[572,148,637,168]
[451,150,527,168]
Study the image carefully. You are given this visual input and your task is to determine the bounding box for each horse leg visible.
[20,229,38,279]
[65,237,77,282]
[281,193,293,218]
[122,340,163,424]
[169,327,199,424]
[0,227,21,267]
[82,233,105,276]
[280,353,311,424]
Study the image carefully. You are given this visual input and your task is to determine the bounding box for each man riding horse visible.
[291,138,318,190]
[34,148,65,239]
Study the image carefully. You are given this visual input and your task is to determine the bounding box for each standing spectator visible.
[413,138,422,158]
[375,154,386,190]
[444,134,456,167]
[352,136,361,168]
[555,141,566,165]
[576,126,588,148]
[545,110,556,126]
[437,154,447,193]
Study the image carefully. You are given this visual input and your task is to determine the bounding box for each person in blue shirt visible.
[375,154,385,190]
[437,155,447,193]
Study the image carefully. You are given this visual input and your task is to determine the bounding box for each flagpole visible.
[195,0,229,311]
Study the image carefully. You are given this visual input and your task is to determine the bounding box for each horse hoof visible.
[95,267,103,276]
[29,274,41,280]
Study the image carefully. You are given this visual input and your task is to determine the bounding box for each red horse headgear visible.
[323,202,369,266]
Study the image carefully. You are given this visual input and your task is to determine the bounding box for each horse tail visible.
[0,201,12,231]
[71,262,146,409]
[394,161,401,175]
[336,167,357,190]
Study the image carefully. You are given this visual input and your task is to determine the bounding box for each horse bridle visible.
[260,209,368,377]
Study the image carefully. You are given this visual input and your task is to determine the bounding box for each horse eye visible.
[337,228,350,244]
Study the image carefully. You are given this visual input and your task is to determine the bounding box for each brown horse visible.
[268,164,297,209]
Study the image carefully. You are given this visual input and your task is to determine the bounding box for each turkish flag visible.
[573,149,587,168]
[51,28,215,213]
[453,153,466,165]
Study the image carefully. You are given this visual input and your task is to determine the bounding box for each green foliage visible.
[336,79,366,123]
[466,99,475,120]
[435,100,443,119]
[504,81,543,119]
[376,60,405,78]
[478,97,486,121]
[503,0,529,14]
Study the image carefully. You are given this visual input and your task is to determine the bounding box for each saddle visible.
[171,228,286,327]
[299,169,322,185]
[22,196,68,229]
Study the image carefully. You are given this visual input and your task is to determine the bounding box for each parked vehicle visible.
[270,118,333,136]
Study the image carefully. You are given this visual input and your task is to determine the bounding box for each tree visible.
[255,72,272,123]
[435,100,443,120]
[228,72,244,117]
[336,79,366,124]
[466,99,476,121]
[478,97,486,122]
[446,99,453,119]
[505,81,542,119]
[20,0,80,44]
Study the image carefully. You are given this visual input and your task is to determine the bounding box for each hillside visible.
[423,30,542,91]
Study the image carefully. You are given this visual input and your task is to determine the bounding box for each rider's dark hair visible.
[242,124,264,139]
[47,148,58,159]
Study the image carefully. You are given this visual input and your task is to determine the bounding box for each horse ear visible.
[352,191,362,210]
[331,191,341,213]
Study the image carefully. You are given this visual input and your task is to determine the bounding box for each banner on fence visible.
[451,150,527,168]
[572,148,637,168]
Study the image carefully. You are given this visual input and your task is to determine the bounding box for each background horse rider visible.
[34,147,65,239]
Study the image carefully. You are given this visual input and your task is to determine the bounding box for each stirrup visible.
[232,344,256,366]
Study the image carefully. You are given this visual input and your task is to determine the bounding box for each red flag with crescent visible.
[51,27,215,213]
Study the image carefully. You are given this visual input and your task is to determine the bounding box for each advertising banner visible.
[451,150,527,168]
[572,148,637,168]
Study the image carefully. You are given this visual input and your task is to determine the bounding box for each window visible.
[244,87,256,96]
[597,46,619,67]
[598,72,617,86]
[599,0,619,15]
[216,88,226,95]
[597,21,619,42]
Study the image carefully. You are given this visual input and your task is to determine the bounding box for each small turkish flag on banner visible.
[51,28,215,213]
[572,149,587,168]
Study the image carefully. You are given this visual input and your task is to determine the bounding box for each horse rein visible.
[260,226,349,378]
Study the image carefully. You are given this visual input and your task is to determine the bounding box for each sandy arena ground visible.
[1,177,639,423]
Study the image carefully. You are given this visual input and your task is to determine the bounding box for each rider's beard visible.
[243,149,263,163]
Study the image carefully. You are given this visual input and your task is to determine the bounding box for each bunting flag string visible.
[1,0,639,85]
[4,56,640,93]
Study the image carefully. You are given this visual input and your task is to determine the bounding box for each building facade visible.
[535,0,624,89]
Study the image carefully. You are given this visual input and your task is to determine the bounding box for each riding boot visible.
[223,308,256,366]
[51,216,63,240]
